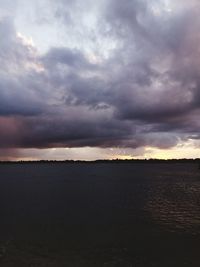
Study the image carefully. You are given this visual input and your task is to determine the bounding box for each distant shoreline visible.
[0,159,199,164]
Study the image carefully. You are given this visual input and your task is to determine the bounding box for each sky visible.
[1,0,200,160]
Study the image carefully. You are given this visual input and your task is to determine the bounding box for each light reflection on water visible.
[146,170,200,234]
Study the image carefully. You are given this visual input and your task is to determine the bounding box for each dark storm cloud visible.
[1,0,200,152]
[0,114,179,150]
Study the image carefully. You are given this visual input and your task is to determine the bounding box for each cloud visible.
[0,18,46,116]
[1,0,200,158]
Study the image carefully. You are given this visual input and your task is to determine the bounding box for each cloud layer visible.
[1,0,200,158]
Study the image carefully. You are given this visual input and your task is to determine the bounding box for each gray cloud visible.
[0,0,200,155]
[0,18,47,115]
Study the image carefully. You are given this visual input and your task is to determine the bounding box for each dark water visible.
[0,162,200,266]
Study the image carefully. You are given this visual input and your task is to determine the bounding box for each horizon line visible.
[0,158,200,163]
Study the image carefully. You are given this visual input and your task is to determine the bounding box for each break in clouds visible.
[0,0,200,159]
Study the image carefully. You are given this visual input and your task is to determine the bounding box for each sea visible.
[0,162,200,266]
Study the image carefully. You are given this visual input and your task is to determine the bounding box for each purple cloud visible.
[1,0,200,157]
